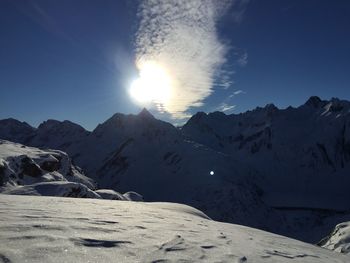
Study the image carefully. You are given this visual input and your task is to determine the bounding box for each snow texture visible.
[0,140,95,189]
[0,194,348,263]
[0,140,141,201]
[1,181,101,199]
[95,189,126,200]
[319,221,350,254]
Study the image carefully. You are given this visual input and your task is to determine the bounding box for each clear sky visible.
[1,0,349,130]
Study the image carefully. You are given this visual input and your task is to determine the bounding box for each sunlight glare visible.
[129,61,172,106]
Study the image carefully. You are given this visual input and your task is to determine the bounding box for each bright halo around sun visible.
[129,60,173,107]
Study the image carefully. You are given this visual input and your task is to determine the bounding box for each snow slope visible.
[0,140,142,201]
[0,194,348,263]
[319,221,350,254]
[0,139,94,189]
[64,110,278,231]
[182,97,350,211]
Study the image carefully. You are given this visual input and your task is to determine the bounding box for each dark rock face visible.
[138,108,155,119]
[0,164,5,186]
[40,159,60,172]
[20,157,42,177]
[305,96,323,108]
[97,139,132,181]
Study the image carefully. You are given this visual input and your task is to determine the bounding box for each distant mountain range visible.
[1,96,350,242]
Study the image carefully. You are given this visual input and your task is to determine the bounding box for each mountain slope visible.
[0,118,35,144]
[0,118,90,152]
[65,109,277,230]
[182,97,350,211]
[30,119,90,149]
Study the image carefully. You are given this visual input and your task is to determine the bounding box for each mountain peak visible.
[37,119,87,133]
[264,103,277,111]
[0,118,34,129]
[305,96,323,108]
[138,108,154,119]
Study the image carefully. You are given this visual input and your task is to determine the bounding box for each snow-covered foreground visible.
[0,195,348,263]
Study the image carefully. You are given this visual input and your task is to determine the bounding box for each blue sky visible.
[1,0,349,130]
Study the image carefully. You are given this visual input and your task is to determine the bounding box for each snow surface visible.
[123,191,144,201]
[0,194,348,263]
[95,189,126,200]
[1,181,101,199]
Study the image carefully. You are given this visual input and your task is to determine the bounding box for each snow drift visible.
[0,194,348,263]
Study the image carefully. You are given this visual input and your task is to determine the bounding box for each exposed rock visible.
[20,156,42,177]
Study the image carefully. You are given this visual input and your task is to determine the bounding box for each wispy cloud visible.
[237,51,248,66]
[234,90,245,95]
[228,89,246,98]
[216,103,236,112]
[229,0,250,23]
[134,0,248,119]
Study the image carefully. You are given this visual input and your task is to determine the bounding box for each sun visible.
[129,60,172,106]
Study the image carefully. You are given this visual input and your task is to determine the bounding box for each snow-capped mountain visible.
[1,97,350,241]
[66,109,277,231]
[0,111,278,231]
[182,96,350,211]
[0,118,35,144]
[0,118,90,151]
[30,119,90,150]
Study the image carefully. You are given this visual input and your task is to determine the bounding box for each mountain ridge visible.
[2,96,349,133]
[1,96,350,242]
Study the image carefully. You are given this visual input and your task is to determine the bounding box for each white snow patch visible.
[0,194,348,263]
[319,222,350,255]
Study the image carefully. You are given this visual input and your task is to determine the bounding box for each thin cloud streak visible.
[234,90,245,95]
[217,103,236,112]
[228,90,246,98]
[134,0,244,119]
